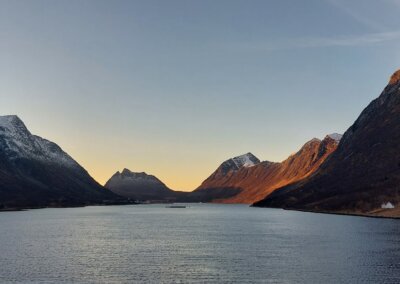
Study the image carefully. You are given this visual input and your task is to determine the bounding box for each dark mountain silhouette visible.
[105,168,184,201]
[0,115,125,209]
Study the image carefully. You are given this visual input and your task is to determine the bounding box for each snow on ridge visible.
[327,133,343,143]
[0,115,78,168]
[33,135,78,168]
[232,153,259,168]
[0,115,21,129]
[0,115,31,139]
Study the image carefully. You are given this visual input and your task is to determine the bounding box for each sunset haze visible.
[2,0,400,190]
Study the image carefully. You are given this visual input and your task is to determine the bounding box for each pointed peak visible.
[119,168,149,177]
[108,169,163,185]
[0,115,30,135]
[389,69,400,85]
[121,168,132,175]
[0,115,25,127]
[1,115,21,120]
[233,152,257,160]
[231,152,260,168]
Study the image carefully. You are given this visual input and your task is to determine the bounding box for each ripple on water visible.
[0,204,400,283]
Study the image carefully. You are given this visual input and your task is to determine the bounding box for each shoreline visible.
[252,205,400,220]
[0,200,196,212]
[289,208,400,220]
[0,201,139,213]
[4,202,400,220]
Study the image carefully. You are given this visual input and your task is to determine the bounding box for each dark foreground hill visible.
[0,115,126,209]
[254,70,400,217]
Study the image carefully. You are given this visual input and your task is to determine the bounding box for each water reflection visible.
[0,204,399,283]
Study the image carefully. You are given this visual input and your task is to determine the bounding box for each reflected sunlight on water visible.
[0,204,400,283]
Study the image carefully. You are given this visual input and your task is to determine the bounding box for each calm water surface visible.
[0,204,400,283]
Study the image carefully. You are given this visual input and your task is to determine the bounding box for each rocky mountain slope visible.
[0,115,124,209]
[189,153,260,202]
[254,70,400,217]
[193,135,340,204]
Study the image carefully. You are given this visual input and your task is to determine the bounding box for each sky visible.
[1,0,400,191]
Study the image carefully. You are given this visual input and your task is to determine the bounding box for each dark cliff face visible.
[192,136,340,204]
[254,70,400,214]
[0,115,121,209]
[105,168,181,201]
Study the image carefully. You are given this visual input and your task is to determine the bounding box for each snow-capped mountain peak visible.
[217,152,261,174]
[232,153,260,168]
[0,115,32,141]
[0,115,78,168]
[327,133,343,143]
[0,115,28,130]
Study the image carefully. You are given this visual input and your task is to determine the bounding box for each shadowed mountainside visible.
[254,70,400,217]
[105,168,188,202]
[0,115,126,209]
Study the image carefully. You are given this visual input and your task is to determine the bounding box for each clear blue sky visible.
[1,0,400,190]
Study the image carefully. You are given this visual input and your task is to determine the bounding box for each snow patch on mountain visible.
[327,133,343,143]
[0,115,78,168]
[232,153,260,168]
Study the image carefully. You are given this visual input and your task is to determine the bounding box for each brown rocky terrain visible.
[254,70,400,217]
[193,135,340,204]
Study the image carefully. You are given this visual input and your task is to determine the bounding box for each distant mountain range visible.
[0,115,126,209]
[3,69,400,217]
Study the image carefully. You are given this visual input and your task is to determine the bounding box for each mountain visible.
[254,70,400,217]
[190,153,261,202]
[192,136,340,204]
[0,115,124,209]
[105,168,183,201]
[198,152,260,187]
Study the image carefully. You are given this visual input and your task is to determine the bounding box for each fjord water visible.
[1,204,400,283]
